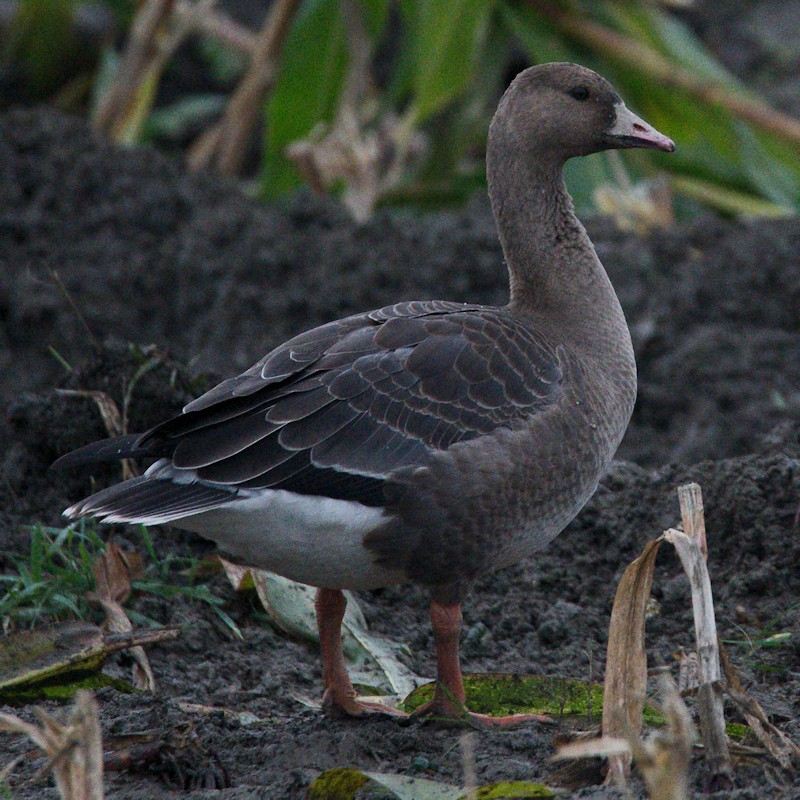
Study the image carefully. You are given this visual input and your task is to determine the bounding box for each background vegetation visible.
[2,0,799,221]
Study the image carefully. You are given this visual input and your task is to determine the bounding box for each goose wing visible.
[59,301,563,507]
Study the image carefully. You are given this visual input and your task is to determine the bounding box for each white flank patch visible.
[64,460,408,590]
[175,489,408,591]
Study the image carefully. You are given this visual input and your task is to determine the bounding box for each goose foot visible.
[315,587,406,718]
[411,600,552,729]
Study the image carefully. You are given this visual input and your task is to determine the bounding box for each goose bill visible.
[605,103,675,152]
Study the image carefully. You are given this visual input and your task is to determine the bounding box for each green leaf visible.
[198,35,247,84]
[137,526,161,574]
[671,175,794,217]
[735,123,800,206]
[100,0,137,26]
[114,64,162,146]
[401,0,495,124]
[413,13,506,191]
[563,152,616,214]
[143,95,227,142]
[359,0,390,39]
[636,4,742,89]
[500,4,586,65]
[262,0,350,198]
[2,0,75,96]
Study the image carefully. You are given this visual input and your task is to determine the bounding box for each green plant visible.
[0,522,103,629]
[1,0,76,99]
[723,603,795,668]
[133,526,242,638]
[0,522,241,638]
[259,0,800,217]
[7,0,800,217]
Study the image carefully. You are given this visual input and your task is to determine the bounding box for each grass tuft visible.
[0,521,103,630]
[1,522,241,639]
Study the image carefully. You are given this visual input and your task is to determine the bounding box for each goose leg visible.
[314,588,404,717]
[413,600,552,728]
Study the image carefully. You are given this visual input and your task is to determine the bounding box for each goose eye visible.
[570,86,589,101]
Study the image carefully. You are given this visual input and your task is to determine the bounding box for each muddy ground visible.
[1,103,799,799]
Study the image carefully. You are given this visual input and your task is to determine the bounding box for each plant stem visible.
[188,0,301,175]
[92,0,175,136]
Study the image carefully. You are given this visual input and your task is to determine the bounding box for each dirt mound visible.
[1,107,798,798]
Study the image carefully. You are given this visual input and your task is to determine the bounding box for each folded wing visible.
[58,301,563,510]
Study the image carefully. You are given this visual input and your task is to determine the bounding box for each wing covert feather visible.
[139,302,564,503]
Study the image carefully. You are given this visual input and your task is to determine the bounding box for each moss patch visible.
[402,674,604,719]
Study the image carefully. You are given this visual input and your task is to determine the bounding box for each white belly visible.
[175,488,408,591]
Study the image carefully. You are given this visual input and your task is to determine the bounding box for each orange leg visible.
[314,587,404,716]
[412,601,552,729]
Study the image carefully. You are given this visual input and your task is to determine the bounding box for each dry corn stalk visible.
[602,482,730,788]
[0,690,104,799]
[556,673,694,800]
[664,483,731,783]
[188,0,301,174]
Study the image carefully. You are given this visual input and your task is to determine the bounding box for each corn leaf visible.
[262,0,349,198]
[399,0,495,124]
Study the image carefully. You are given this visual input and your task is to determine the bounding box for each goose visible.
[54,63,674,727]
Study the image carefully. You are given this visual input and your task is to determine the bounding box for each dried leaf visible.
[90,597,156,692]
[593,175,674,233]
[602,537,662,784]
[56,389,123,437]
[676,649,700,695]
[89,543,153,691]
[92,542,144,604]
[553,736,631,761]
[55,389,138,479]
[628,675,694,800]
[176,701,262,727]
[556,676,693,800]
[719,641,800,770]
[219,558,424,698]
[217,557,251,591]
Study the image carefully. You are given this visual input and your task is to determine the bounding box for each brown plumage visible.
[55,63,674,725]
